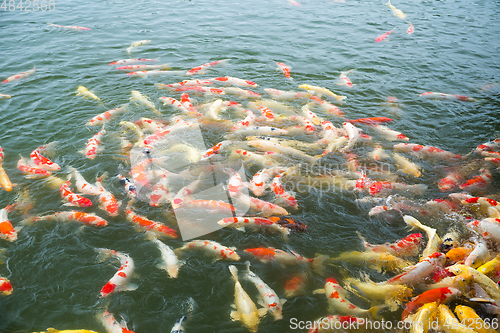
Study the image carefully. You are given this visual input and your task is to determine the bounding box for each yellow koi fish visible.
[76,86,100,101]
[386,0,406,20]
[298,84,346,102]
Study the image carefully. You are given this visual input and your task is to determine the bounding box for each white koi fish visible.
[468,219,500,243]
[147,232,182,278]
[97,249,136,297]
[248,139,320,164]
[170,315,188,333]
[384,252,446,284]
[130,90,159,115]
[48,23,90,31]
[86,105,128,126]
[337,69,355,87]
[264,88,312,100]
[127,39,151,55]
[309,95,344,116]
[210,76,258,88]
[244,262,285,320]
[223,87,261,99]
[109,58,156,65]
[228,265,266,332]
[393,152,421,177]
[385,0,406,19]
[420,91,477,102]
[343,122,361,151]
[76,86,100,101]
[298,84,347,101]
[116,63,170,71]
[2,67,36,84]
[404,215,442,259]
[68,166,101,195]
[464,239,489,268]
[371,124,409,141]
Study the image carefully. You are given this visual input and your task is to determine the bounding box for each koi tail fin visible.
[311,254,329,276]
[385,0,391,6]
[369,304,388,320]
[95,247,115,262]
[228,265,239,281]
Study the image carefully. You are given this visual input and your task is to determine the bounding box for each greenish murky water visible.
[0,0,499,332]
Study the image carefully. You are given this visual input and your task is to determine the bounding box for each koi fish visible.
[385,0,406,19]
[337,69,354,87]
[284,273,308,298]
[97,249,136,297]
[158,97,191,115]
[68,167,101,195]
[147,232,182,278]
[454,305,498,333]
[0,207,17,242]
[156,79,213,90]
[404,215,442,259]
[34,211,108,227]
[210,76,258,88]
[48,23,91,31]
[2,67,36,84]
[371,124,408,141]
[109,58,157,65]
[264,88,312,100]
[175,240,240,261]
[0,94,11,99]
[0,276,13,295]
[116,63,170,71]
[97,309,135,333]
[125,208,177,238]
[130,90,159,114]
[403,301,437,333]
[298,84,347,101]
[228,265,266,332]
[60,181,93,207]
[446,247,473,263]
[438,171,463,191]
[223,87,261,98]
[447,264,500,300]
[170,315,188,333]
[393,152,421,177]
[375,29,395,42]
[217,217,290,236]
[467,219,500,243]
[244,262,285,320]
[331,251,411,273]
[477,253,500,277]
[407,22,414,34]
[80,127,105,159]
[76,86,100,101]
[95,178,121,217]
[309,95,344,116]
[17,157,51,178]
[244,247,325,269]
[358,232,423,257]
[420,92,477,102]
[127,39,151,55]
[385,252,446,285]
[459,169,492,192]
[30,146,60,171]
[117,175,138,199]
[277,62,292,80]
[249,167,287,196]
[0,147,13,191]
[394,143,462,161]
[464,239,489,268]
[86,106,128,126]
[402,287,460,320]
[186,59,228,75]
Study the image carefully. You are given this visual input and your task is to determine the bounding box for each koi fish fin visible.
[487,207,500,218]
[311,254,329,276]
[312,288,325,294]
[369,304,388,320]
[156,262,169,272]
[258,308,268,317]
[356,231,369,249]
[119,283,138,292]
[230,310,240,321]
[235,227,245,232]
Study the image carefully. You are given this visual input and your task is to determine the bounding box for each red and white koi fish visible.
[186,59,228,75]
[420,91,477,101]
[385,0,406,19]
[48,23,91,31]
[34,211,108,227]
[348,117,393,125]
[29,146,60,171]
[298,84,347,102]
[17,157,51,178]
[109,58,157,65]
[245,247,321,267]
[86,106,128,126]
[125,207,177,238]
[223,87,261,99]
[317,278,384,318]
[60,181,93,207]
[228,265,265,333]
[218,217,289,236]
[0,276,13,295]
[393,143,462,161]
[81,127,105,159]
[271,174,298,209]
[343,122,361,151]
[375,29,395,42]
[463,196,500,216]
[249,167,287,196]
[438,171,463,191]
[0,148,12,192]
[317,121,341,145]
[404,215,442,259]
[96,178,121,217]
[257,106,276,121]
[337,69,354,87]
[244,262,285,320]
[232,126,289,137]
[277,62,292,80]
[97,309,135,333]
[0,207,17,241]
[175,86,225,95]
[146,233,182,279]
[475,139,500,153]
[371,124,408,141]
[407,22,414,34]
[175,240,240,261]
[117,175,138,199]
[127,39,151,55]
[309,95,343,116]
[68,167,101,195]
[178,93,201,117]
[147,174,172,207]
[233,110,257,130]
[402,287,460,320]
[468,219,500,243]
[135,117,164,134]
[301,104,323,125]
[359,232,423,257]
[210,76,258,88]
[200,140,232,160]
[97,249,136,297]
[156,79,213,90]
[264,88,312,100]
[2,67,36,84]
[384,252,446,285]
[158,97,191,115]
[459,168,492,192]
[116,63,170,71]
[172,198,235,213]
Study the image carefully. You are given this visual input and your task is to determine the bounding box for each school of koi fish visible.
[0,4,499,333]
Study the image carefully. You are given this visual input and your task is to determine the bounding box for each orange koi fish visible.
[277,62,292,80]
[401,287,460,320]
[347,117,393,125]
[97,249,136,297]
[125,207,177,238]
[0,147,12,191]
[2,67,36,84]
[0,207,17,242]
[375,29,395,42]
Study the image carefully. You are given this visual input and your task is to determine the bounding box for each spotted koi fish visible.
[68,167,101,195]
[175,240,240,261]
[125,207,177,238]
[211,76,258,88]
[2,67,36,84]
[277,62,292,80]
[186,59,228,75]
[95,179,120,217]
[249,167,287,196]
[34,211,108,227]
[60,181,93,207]
[384,252,446,285]
[217,217,289,236]
[80,127,105,159]
[86,106,128,126]
[30,146,60,171]
[358,233,423,257]
[17,157,51,178]
[97,249,136,297]
[0,147,12,192]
